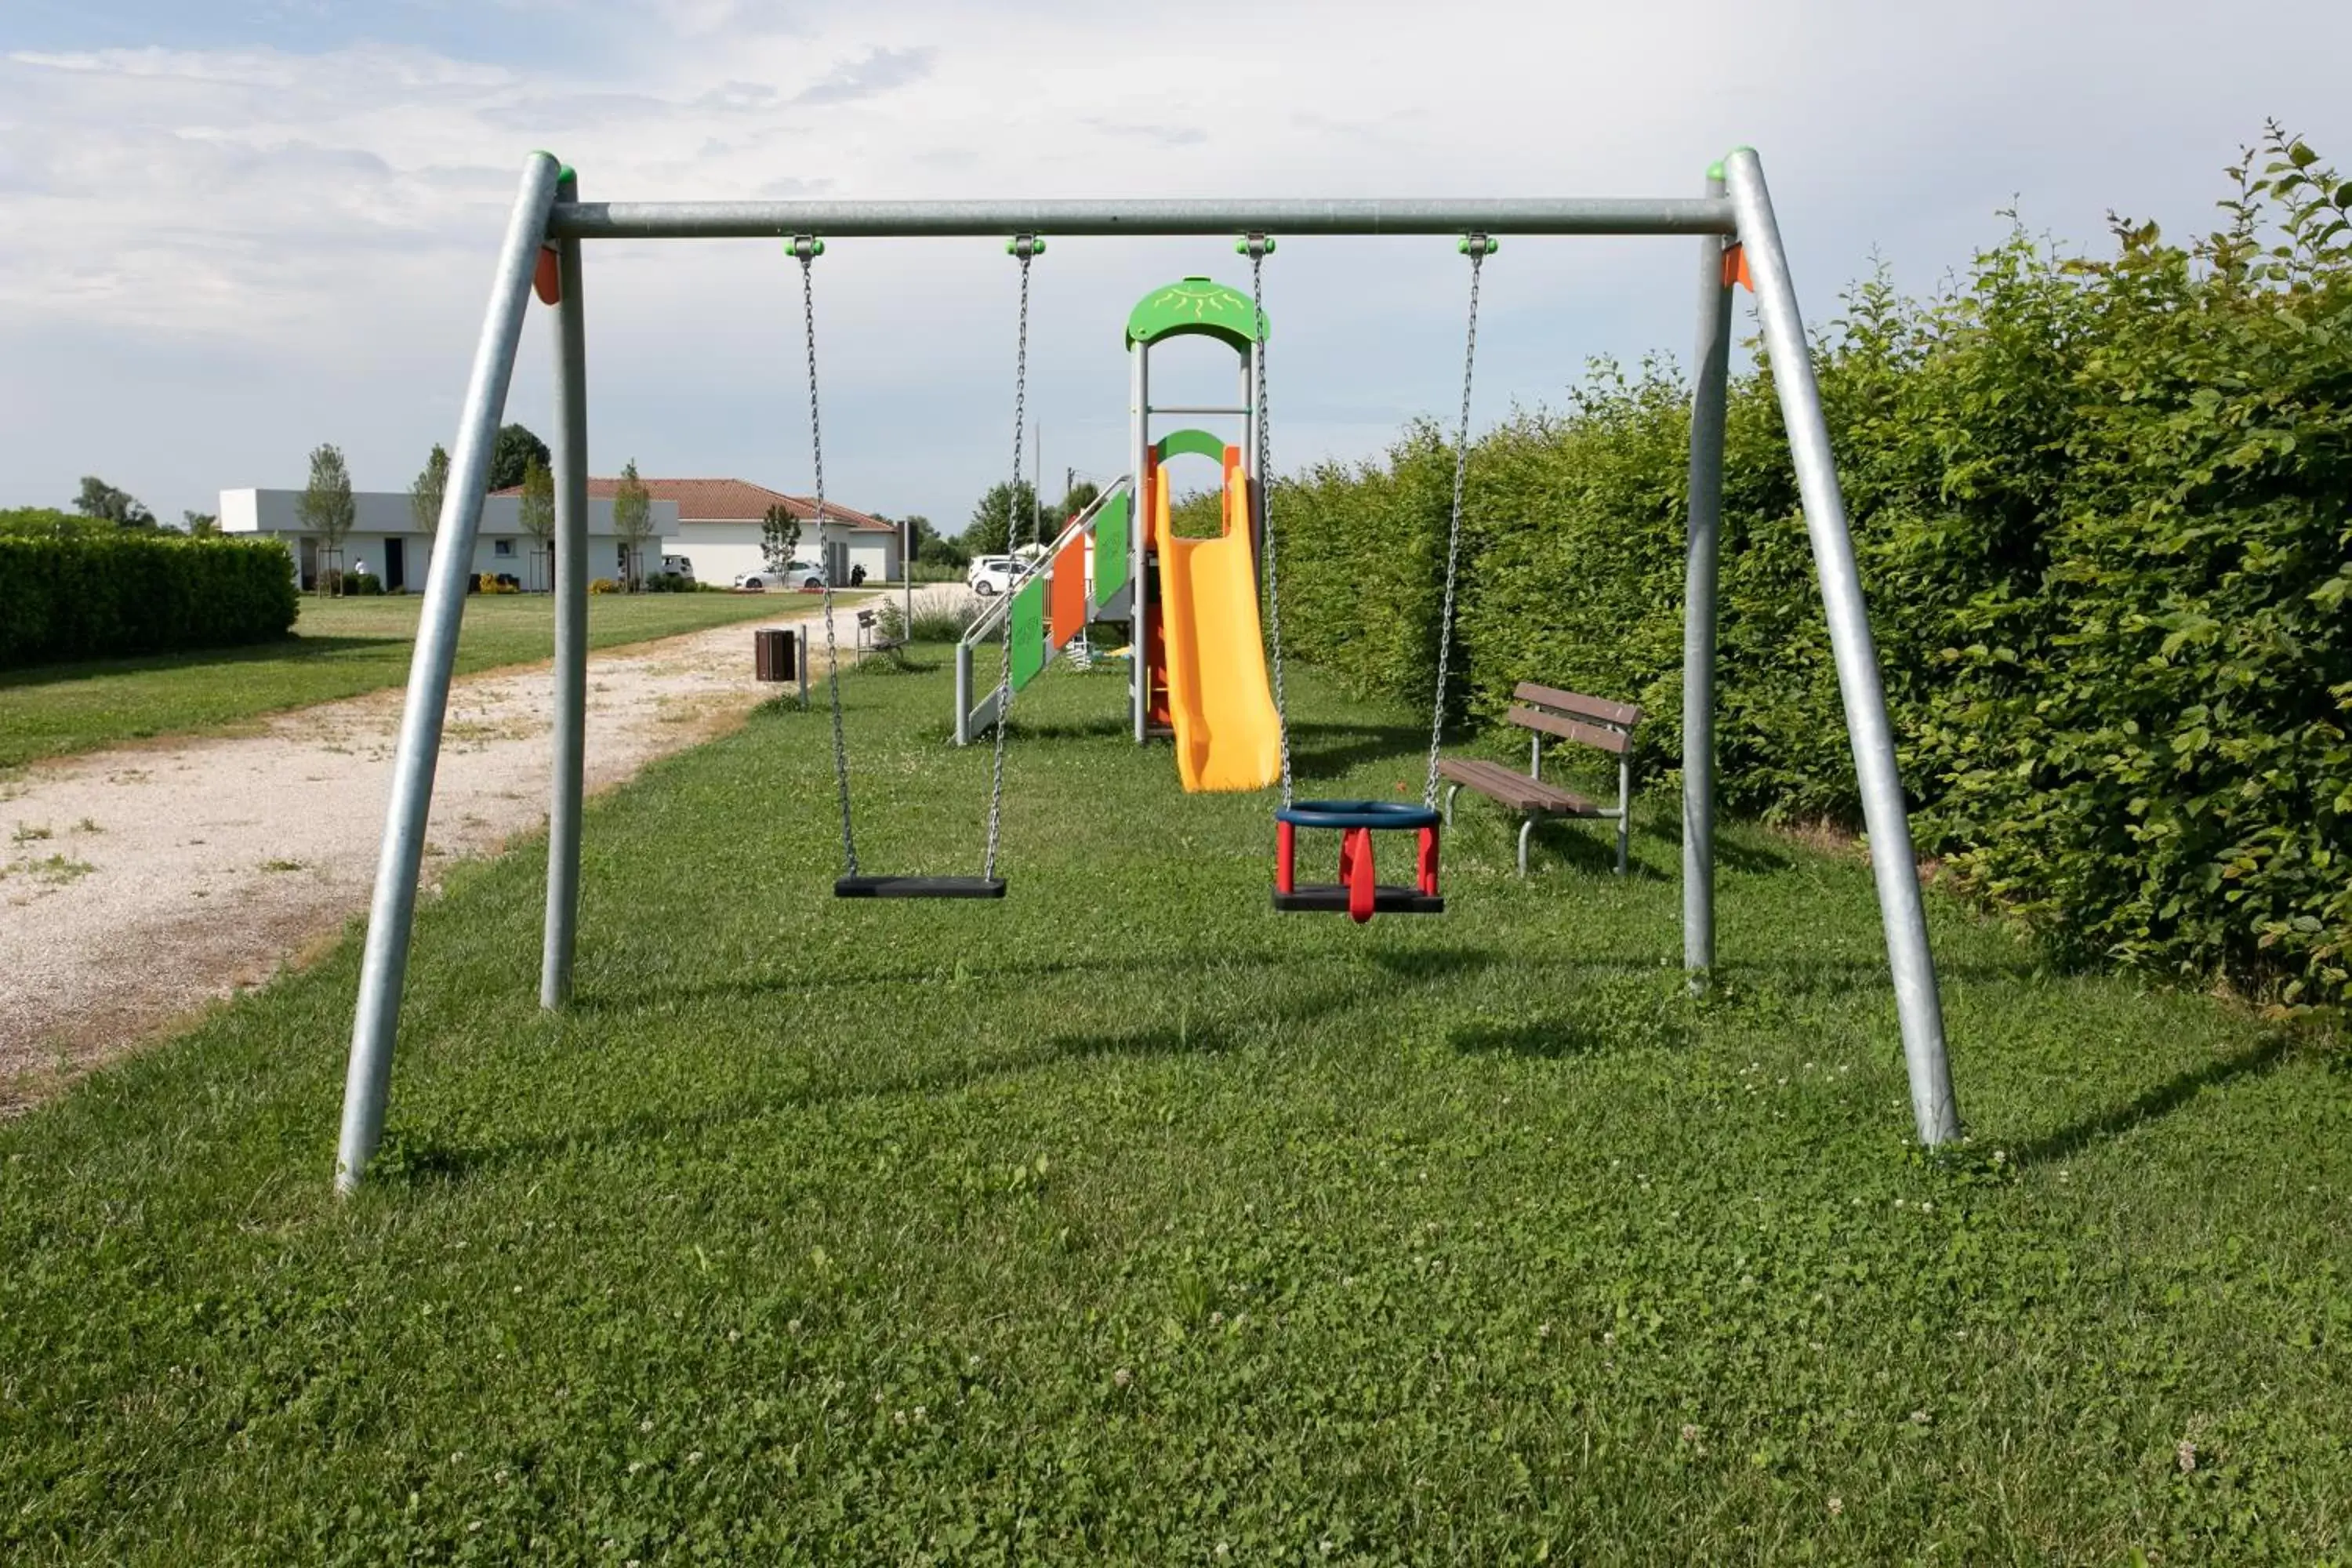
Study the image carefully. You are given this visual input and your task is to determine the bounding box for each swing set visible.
[333,151,1963,1192]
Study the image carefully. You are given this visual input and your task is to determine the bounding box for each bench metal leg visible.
[1444,782,1460,827]
[1617,814,1629,876]
[1518,816,1534,877]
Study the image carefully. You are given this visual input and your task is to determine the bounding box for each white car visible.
[735,560,826,592]
[967,555,1017,597]
[661,554,696,583]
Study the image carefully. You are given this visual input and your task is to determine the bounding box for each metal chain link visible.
[1425,237,1487,811]
[982,237,1037,881]
[795,237,858,877]
[1245,238,1293,808]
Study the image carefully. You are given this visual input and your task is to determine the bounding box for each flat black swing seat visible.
[834,875,1007,900]
[1272,884,1446,916]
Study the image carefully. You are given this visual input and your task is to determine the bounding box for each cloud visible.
[789,45,935,106]
[1,0,2346,532]
[1084,120,1210,148]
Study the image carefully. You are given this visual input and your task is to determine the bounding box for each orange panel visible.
[1722,243,1753,293]
[1050,533,1087,645]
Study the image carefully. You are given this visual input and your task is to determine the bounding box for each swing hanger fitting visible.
[1236,233,1277,257]
[788,234,825,260]
[1458,233,1497,257]
[1005,234,1045,257]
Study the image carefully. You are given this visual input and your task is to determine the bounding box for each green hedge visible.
[1267,132,2352,1009]
[0,531,299,669]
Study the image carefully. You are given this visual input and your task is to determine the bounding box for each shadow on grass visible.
[571,942,1534,1016]
[0,633,400,690]
[2010,1032,2303,1167]
[394,947,1518,1189]
[1286,720,1432,782]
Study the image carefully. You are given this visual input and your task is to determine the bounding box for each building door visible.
[383,537,406,592]
[298,537,318,591]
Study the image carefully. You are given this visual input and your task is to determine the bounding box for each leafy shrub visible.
[320,569,384,597]
[0,532,298,668]
[478,574,523,595]
[906,602,979,641]
[1269,129,2352,1007]
[0,509,107,538]
[587,578,618,595]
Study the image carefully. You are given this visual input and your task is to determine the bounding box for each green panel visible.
[1091,492,1131,606]
[1008,576,1047,691]
[1152,428,1228,465]
[1125,277,1265,353]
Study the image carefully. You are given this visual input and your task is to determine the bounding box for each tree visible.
[1058,481,1102,522]
[297,443,357,594]
[612,459,654,589]
[916,532,970,569]
[964,480,1044,556]
[410,443,450,535]
[182,510,220,535]
[760,502,802,576]
[518,456,555,590]
[73,476,153,528]
[488,424,550,492]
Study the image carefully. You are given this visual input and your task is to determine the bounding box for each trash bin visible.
[754,627,797,682]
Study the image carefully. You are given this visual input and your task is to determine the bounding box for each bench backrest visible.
[1507,681,1641,756]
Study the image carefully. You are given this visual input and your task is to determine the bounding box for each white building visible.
[220,488,679,591]
[517,478,902,586]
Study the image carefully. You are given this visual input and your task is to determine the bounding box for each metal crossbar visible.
[548,198,1737,241]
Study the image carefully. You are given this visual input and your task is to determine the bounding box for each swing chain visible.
[1243,234,1292,808]
[1424,234,1489,811]
[795,234,858,878]
[983,234,1040,881]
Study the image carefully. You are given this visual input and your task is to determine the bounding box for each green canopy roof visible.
[1125,277,1266,353]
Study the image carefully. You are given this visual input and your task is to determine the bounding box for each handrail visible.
[960,475,1134,648]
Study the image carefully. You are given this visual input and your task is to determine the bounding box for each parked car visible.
[734,560,827,592]
[967,555,1017,596]
[661,554,696,583]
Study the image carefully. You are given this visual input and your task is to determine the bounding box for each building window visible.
[493,539,514,557]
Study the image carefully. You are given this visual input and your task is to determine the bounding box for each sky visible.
[2,0,2347,533]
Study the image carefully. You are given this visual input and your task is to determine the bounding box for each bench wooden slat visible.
[1437,757,1600,816]
[1506,705,1633,755]
[1514,682,1641,730]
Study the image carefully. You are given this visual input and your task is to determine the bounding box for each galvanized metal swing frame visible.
[332,149,1963,1192]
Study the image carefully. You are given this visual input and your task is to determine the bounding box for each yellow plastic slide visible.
[1153,458,1281,792]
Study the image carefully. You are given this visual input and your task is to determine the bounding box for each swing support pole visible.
[333,151,1962,1193]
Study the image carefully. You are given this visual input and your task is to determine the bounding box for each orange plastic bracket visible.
[533,246,562,305]
[1722,243,1753,293]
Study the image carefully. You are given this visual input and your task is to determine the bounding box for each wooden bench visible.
[1437,682,1641,876]
[854,608,904,652]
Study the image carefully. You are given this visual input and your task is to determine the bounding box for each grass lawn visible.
[2,647,2345,1563]
[0,591,846,771]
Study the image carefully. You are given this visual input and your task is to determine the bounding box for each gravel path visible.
[0,589,968,1111]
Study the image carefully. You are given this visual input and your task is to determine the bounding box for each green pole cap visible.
[1704,161,1726,182]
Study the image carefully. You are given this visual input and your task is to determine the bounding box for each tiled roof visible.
[492,477,894,531]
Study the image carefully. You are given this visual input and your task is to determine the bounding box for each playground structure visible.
[334,151,1964,1192]
[953,277,1282,795]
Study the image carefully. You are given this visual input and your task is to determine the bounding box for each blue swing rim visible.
[1276,798,1442,831]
